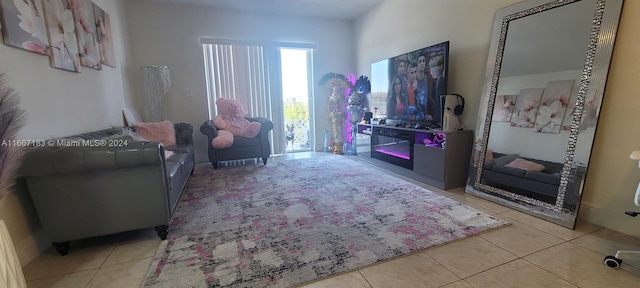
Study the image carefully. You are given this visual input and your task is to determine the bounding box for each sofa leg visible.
[53,241,70,256]
[212,162,218,169]
[262,157,268,165]
[190,167,195,175]
[155,225,169,240]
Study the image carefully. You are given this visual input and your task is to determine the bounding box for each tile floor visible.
[21,153,640,288]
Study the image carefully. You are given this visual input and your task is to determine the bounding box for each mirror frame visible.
[466,0,624,228]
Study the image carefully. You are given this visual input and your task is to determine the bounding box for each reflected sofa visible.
[481,152,563,201]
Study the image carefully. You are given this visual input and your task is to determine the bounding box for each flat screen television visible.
[370,41,449,128]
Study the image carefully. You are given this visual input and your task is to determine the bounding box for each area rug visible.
[143,155,508,287]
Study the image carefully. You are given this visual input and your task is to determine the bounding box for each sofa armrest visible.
[174,123,193,146]
[19,141,163,177]
[200,120,218,139]
[245,117,274,135]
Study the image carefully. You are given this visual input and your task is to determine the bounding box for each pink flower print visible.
[22,41,47,54]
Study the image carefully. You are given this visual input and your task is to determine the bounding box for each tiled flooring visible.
[22,153,640,287]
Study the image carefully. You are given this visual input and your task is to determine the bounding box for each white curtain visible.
[202,42,285,155]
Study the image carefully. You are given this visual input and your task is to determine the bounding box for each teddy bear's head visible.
[216,98,248,117]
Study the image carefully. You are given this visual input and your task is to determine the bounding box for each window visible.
[201,39,315,155]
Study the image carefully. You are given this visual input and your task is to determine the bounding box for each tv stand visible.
[357,124,473,190]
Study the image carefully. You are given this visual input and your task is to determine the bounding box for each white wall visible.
[488,70,581,163]
[0,0,132,265]
[354,0,640,237]
[0,0,131,138]
[124,1,354,162]
[354,0,523,131]
[579,0,640,237]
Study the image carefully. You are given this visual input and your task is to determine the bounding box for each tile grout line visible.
[357,270,375,288]
[82,245,118,288]
[419,251,463,285]
[24,268,99,284]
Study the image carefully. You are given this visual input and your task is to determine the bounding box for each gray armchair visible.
[200,117,273,169]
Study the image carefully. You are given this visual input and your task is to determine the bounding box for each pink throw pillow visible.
[134,121,176,147]
[505,158,545,172]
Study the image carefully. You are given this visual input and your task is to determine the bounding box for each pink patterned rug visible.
[143,155,508,287]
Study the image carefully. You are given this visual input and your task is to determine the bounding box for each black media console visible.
[357,123,473,190]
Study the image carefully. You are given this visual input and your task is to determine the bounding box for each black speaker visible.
[364,112,373,123]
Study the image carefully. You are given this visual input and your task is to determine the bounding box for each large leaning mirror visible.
[466,0,624,228]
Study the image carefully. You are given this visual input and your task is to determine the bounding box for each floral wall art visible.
[93,3,115,67]
[561,84,580,131]
[492,94,517,122]
[510,88,543,128]
[534,79,574,133]
[0,0,116,72]
[71,0,101,70]
[43,0,80,72]
[0,0,49,54]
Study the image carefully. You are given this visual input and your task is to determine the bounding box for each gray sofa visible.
[481,152,563,201]
[19,123,194,255]
[200,117,273,169]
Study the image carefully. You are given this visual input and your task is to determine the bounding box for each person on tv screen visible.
[406,61,418,120]
[386,75,408,119]
[428,55,446,123]
[415,52,430,121]
[396,58,408,94]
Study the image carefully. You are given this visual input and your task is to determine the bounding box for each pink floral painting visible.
[510,88,544,128]
[0,0,49,54]
[70,0,101,70]
[43,0,80,72]
[561,84,580,131]
[93,3,115,68]
[492,94,517,122]
[535,80,574,133]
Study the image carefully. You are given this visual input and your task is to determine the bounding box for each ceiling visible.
[143,0,385,20]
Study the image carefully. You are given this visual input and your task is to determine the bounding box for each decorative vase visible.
[328,84,346,154]
[345,92,364,155]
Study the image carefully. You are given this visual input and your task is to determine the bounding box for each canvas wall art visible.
[534,80,574,133]
[72,0,101,70]
[510,88,544,128]
[561,84,580,131]
[93,3,115,68]
[0,0,49,54]
[43,0,80,72]
[492,94,517,122]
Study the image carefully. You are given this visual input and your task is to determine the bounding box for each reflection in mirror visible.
[466,0,624,228]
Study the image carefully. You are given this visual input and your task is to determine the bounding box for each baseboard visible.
[15,227,50,267]
[579,201,640,238]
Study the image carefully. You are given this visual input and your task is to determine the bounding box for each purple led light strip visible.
[374,148,410,160]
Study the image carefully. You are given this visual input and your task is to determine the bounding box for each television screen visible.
[370,41,449,127]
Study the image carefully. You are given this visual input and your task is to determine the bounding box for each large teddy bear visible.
[211,98,262,149]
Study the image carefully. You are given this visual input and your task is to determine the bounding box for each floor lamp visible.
[141,66,171,122]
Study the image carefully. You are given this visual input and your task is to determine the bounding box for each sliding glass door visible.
[280,48,314,153]
[202,39,315,156]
